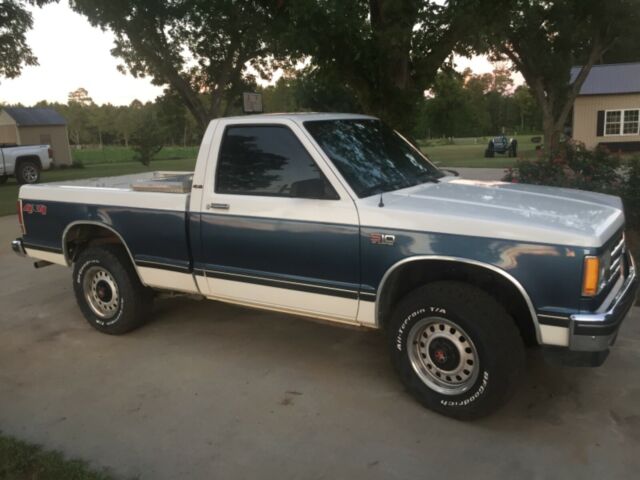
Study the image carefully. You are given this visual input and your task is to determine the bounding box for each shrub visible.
[71,158,85,169]
[503,142,640,229]
[131,115,164,166]
[621,157,640,229]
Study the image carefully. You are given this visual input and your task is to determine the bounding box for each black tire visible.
[485,143,495,158]
[73,245,153,335]
[387,281,525,420]
[0,175,7,185]
[15,160,41,184]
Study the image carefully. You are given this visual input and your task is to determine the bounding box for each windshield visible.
[304,119,444,198]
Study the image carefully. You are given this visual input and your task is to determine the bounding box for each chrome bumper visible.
[11,238,26,257]
[569,254,638,352]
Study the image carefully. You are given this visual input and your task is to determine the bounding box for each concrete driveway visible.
[1,214,639,479]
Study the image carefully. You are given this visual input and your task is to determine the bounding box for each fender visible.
[61,220,147,286]
[374,255,542,344]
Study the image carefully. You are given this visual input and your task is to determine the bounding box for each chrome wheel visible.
[82,266,120,319]
[407,317,479,396]
[22,164,39,183]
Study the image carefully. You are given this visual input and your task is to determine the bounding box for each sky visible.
[0,0,506,107]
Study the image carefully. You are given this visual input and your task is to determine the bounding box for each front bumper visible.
[543,254,637,367]
[569,253,638,352]
[12,238,26,257]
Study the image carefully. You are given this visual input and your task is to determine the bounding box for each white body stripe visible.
[23,248,66,266]
[203,275,365,325]
[137,267,200,294]
[539,325,570,346]
[356,300,376,326]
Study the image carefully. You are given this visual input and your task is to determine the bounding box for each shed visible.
[0,107,72,165]
[570,63,640,152]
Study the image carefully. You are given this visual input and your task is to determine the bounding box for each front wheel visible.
[16,160,41,184]
[388,281,525,420]
[73,245,153,334]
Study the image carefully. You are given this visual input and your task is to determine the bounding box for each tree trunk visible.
[542,114,560,156]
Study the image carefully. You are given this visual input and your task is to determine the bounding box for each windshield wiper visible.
[416,171,441,184]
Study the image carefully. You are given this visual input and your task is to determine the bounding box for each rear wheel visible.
[16,160,40,184]
[387,281,525,420]
[73,245,153,334]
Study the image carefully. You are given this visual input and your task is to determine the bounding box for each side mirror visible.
[290,178,339,200]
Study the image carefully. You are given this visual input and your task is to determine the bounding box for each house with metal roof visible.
[0,107,72,165]
[570,62,640,151]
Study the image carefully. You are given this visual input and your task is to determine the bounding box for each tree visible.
[70,0,280,130]
[68,87,93,106]
[482,0,640,154]
[513,86,541,133]
[260,67,361,114]
[0,1,56,81]
[275,0,479,131]
[131,108,163,166]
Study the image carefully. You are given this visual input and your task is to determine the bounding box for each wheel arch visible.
[62,221,145,285]
[375,256,541,345]
[16,155,43,169]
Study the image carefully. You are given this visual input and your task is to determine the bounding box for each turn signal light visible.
[582,256,600,297]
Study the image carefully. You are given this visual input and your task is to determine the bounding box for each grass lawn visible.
[72,146,198,165]
[0,158,196,217]
[422,134,542,168]
[0,432,118,480]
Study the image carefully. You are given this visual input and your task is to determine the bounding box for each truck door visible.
[195,119,361,323]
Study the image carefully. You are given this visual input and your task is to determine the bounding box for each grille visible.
[605,233,626,286]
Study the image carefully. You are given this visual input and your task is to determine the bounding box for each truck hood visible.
[360,178,624,248]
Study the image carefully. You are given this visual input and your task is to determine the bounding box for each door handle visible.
[207,203,230,210]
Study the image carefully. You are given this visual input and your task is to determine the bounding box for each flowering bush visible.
[503,142,640,229]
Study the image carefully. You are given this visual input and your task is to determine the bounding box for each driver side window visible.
[215,125,338,200]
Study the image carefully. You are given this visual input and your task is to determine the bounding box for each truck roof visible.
[217,112,377,123]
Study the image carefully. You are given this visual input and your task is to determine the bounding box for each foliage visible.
[69,0,281,130]
[274,0,482,131]
[0,431,116,480]
[479,0,640,155]
[503,143,640,228]
[621,158,640,229]
[130,111,163,166]
[419,67,541,139]
[0,1,56,81]
[260,67,361,114]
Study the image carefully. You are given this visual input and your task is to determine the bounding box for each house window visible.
[605,109,640,136]
[605,110,622,135]
[623,110,639,135]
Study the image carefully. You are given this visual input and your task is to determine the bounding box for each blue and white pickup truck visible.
[11,113,638,419]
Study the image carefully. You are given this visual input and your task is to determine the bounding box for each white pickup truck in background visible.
[0,143,53,184]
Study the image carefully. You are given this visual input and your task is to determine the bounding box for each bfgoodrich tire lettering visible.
[73,245,153,335]
[388,281,525,420]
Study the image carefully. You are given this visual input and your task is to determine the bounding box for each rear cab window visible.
[215,125,338,200]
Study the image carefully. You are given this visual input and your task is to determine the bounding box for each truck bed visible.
[19,171,194,211]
